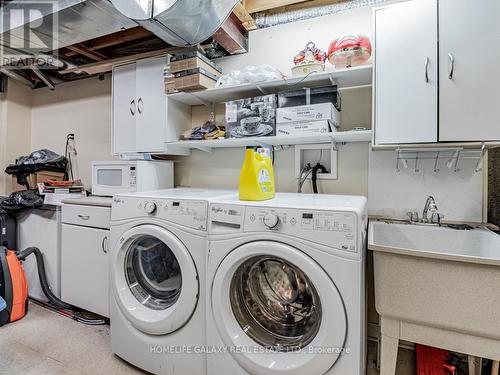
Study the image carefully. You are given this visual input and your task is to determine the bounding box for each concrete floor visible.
[1,302,414,375]
[0,302,147,375]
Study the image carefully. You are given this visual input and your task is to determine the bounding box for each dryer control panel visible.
[209,204,358,252]
[112,197,208,230]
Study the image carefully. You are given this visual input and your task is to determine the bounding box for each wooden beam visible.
[212,15,248,55]
[243,0,309,13]
[60,48,185,75]
[63,27,153,57]
[233,2,257,30]
[86,27,152,51]
[66,44,108,61]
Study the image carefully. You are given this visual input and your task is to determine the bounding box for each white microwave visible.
[91,160,174,197]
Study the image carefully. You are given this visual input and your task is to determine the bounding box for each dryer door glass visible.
[125,234,182,310]
[230,255,322,351]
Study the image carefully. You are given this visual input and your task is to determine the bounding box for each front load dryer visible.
[206,193,367,375]
[110,188,236,375]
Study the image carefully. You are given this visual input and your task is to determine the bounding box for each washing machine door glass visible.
[125,235,182,310]
[212,241,347,375]
[113,225,199,336]
[230,256,321,351]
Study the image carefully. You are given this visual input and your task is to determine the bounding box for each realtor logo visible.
[0,0,59,69]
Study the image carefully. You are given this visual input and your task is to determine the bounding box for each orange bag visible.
[0,247,28,325]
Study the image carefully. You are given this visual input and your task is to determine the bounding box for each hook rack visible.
[395,146,485,173]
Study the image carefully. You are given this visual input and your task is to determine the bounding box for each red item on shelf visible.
[328,35,371,68]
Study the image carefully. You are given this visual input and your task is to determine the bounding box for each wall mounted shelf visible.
[165,130,372,153]
[167,65,372,106]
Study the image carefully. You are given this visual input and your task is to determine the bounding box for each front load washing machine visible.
[206,193,367,375]
[109,188,236,375]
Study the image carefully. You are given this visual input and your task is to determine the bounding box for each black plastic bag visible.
[0,190,44,214]
[4,149,67,188]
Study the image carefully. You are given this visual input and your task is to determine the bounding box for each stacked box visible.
[225,95,277,138]
[167,52,222,93]
[276,86,341,136]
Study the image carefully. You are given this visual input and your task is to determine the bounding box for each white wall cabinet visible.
[112,56,190,155]
[374,0,500,145]
[438,0,500,142]
[374,0,438,145]
[61,203,111,318]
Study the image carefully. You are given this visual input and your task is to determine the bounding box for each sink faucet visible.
[408,196,444,225]
[422,196,440,224]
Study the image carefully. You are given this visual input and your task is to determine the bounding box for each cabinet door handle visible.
[424,57,429,83]
[102,236,108,254]
[448,53,455,79]
[78,215,90,220]
[137,97,143,114]
[130,99,136,116]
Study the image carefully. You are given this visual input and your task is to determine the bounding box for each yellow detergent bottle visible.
[239,147,275,201]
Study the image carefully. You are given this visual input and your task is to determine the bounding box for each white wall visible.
[0,78,32,195]
[31,75,117,189]
[368,149,484,222]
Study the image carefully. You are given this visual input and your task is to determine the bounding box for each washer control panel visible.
[112,197,208,230]
[209,203,358,252]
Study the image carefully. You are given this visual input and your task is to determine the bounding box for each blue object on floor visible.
[0,296,6,312]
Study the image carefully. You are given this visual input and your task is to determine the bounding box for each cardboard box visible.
[225,95,277,138]
[174,72,217,91]
[276,103,340,128]
[277,120,336,136]
[170,56,222,78]
[11,170,65,192]
[165,76,176,94]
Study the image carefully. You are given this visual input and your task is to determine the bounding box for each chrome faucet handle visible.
[431,212,444,225]
[407,211,419,223]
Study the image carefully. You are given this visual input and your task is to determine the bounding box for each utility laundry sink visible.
[368,221,500,375]
[369,221,500,266]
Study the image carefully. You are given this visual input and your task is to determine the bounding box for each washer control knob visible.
[263,213,280,229]
[144,201,157,214]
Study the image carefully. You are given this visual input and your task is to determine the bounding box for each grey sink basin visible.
[368,221,500,266]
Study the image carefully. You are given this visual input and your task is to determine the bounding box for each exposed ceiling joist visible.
[63,27,153,57]
[233,2,257,30]
[85,27,153,51]
[31,66,55,90]
[60,48,182,75]
[66,44,108,61]
[243,0,309,13]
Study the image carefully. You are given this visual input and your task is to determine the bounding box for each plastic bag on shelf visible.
[4,149,67,188]
[216,65,285,87]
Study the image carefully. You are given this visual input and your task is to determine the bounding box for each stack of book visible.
[165,51,222,93]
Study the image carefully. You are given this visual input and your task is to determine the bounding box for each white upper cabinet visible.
[374,0,499,145]
[135,57,167,153]
[439,0,500,142]
[112,56,189,155]
[112,63,137,154]
[374,0,438,145]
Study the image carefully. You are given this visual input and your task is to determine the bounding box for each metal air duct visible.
[110,0,239,46]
